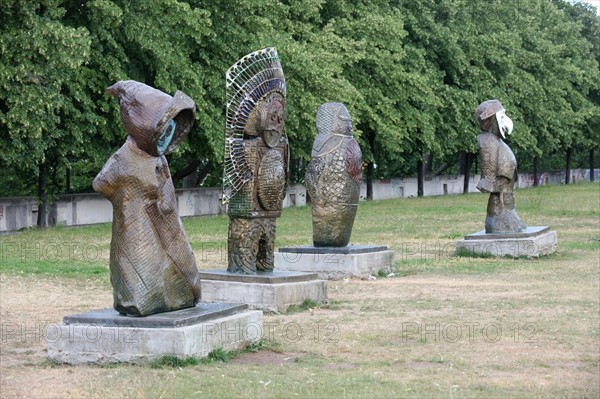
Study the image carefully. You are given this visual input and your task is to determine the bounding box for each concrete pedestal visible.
[47,303,262,364]
[275,245,395,280]
[455,226,557,258]
[199,270,327,313]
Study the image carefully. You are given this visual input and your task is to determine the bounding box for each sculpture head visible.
[244,91,286,148]
[106,80,196,156]
[316,102,353,137]
[475,99,513,139]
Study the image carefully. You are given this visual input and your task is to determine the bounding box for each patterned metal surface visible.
[223,49,288,274]
[305,103,363,247]
[227,217,276,274]
[223,47,286,204]
[257,148,286,211]
[475,100,527,233]
[105,80,196,157]
[93,81,201,316]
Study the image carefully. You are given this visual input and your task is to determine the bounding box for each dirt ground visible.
[1,258,598,398]
[0,275,108,397]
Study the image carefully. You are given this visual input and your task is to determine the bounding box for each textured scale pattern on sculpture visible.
[475,99,527,234]
[223,48,286,204]
[306,102,362,247]
[93,80,201,316]
[223,48,288,274]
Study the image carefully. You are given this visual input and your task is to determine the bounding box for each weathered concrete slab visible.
[199,270,327,313]
[456,227,557,258]
[47,308,263,365]
[275,246,395,280]
[199,270,318,284]
[278,245,388,254]
[64,303,248,328]
[463,226,549,240]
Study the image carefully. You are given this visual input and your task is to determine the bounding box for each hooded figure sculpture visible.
[305,103,363,247]
[222,48,288,274]
[93,80,202,316]
[475,99,527,234]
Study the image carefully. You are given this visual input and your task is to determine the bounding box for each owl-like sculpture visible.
[222,48,288,274]
[305,103,363,247]
[93,80,201,316]
[475,99,527,233]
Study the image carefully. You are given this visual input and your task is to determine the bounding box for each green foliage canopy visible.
[0,0,598,204]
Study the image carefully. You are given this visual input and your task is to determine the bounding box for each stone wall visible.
[1,169,597,234]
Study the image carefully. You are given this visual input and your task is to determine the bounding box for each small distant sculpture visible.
[93,80,201,316]
[305,103,363,247]
[222,48,288,274]
[475,99,527,233]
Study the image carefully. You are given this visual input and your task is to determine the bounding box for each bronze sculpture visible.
[475,99,527,234]
[222,48,288,274]
[93,80,201,316]
[305,103,363,247]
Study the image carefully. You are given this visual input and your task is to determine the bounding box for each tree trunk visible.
[194,163,212,186]
[37,161,48,228]
[417,157,424,197]
[290,157,305,184]
[565,147,572,184]
[462,152,472,194]
[65,166,71,194]
[363,124,376,201]
[423,153,433,175]
[366,162,374,200]
[172,160,202,186]
[590,148,595,182]
[434,162,450,176]
[533,155,539,187]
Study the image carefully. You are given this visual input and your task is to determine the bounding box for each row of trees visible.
[1,0,598,226]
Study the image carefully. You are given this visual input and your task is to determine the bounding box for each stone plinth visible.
[47,303,262,364]
[275,245,395,280]
[199,270,327,313]
[456,226,557,258]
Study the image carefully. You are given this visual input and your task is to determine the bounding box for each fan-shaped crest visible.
[222,47,286,204]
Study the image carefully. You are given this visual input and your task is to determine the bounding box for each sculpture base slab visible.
[47,303,262,364]
[455,226,557,258]
[199,270,328,313]
[275,245,395,280]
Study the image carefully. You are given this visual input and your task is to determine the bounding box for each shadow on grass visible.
[285,299,320,314]
[150,348,233,368]
[149,339,283,369]
[393,252,556,276]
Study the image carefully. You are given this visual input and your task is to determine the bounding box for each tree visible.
[0,1,91,226]
[68,0,215,187]
[557,0,600,182]
[1,0,598,217]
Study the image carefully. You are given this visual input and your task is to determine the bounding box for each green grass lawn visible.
[0,182,598,398]
[2,182,596,278]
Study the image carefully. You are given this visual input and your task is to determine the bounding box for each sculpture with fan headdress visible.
[222,48,288,274]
